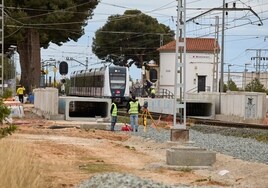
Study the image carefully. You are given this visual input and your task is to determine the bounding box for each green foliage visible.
[0,125,17,139]
[0,97,16,138]
[245,78,266,93]
[2,89,13,99]
[92,10,175,68]
[5,0,99,48]
[4,0,99,93]
[225,79,239,92]
[0,99,11,125]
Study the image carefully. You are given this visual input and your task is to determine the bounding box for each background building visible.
[157,38,220,96]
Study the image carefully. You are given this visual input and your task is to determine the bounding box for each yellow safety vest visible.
[17,87,25,95]
[129,101,139,114]
[151,88,156,94]
[111,102,117,116]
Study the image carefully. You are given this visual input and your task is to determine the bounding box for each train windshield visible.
[110,75,126,89]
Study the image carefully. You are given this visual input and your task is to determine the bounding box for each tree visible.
[224,79,239,92]
[4,0,99,93]
[92,10,175,68]
[245,78,266,92]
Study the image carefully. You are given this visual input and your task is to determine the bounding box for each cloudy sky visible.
[41,0,268,80]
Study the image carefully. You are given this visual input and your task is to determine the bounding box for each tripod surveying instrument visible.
[140,101,158,132]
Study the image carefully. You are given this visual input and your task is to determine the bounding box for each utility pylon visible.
[246,49,268,79]
[212,16,220,92]
[0,0,4,94]
[186,3,263,94]
[173,0,186,129]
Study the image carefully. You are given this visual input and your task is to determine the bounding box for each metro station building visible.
[157,38,220,96]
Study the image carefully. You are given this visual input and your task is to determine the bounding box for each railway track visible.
[118,110,268,130]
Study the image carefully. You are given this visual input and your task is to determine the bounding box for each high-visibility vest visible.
[17,87,25,95]
[151,88,156,94]
[129,101,139,114]
[111,102,117,116]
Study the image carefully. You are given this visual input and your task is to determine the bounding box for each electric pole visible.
[0,0,4,94]
[212,16,220,92]
[246,49,268,79]
[173,0,186,129]
[186,2,263,113]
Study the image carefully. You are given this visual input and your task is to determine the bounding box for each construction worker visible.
[16,85,25,103]
[150,86,156,98]
[126,95,141,132]
[110,98,118,131]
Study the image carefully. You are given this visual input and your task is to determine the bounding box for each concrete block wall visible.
[221,91,266,121]
[138,98,174,114]
[187,91,266,123]
[138,97,215,118]
[33,88,59,115]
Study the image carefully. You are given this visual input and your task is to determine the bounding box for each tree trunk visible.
[17,28,41,94]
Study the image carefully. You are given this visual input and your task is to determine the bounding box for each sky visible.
[39,0,268,81]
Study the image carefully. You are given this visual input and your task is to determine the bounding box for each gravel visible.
[123,124,268,164]
[76,172,180,188]
[76,123,268,188]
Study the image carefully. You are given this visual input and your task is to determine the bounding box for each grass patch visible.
[0,139,49,188]
[124,145,136,150]
[195,178,209,182]
[0,124,17,139]
[79,162,117,173]
[117,116,129,124]
[179,167,192,172]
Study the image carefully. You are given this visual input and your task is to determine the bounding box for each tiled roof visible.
[157,38,220,53]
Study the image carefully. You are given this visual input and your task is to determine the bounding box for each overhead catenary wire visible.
[5,0,267,75]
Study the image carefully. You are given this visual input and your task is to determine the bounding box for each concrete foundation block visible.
[170,128,189,142]
[166,146,216,166]
[166,140,195,147]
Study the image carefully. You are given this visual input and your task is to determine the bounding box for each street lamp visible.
[227,64,234,91]
[251,71,254,92]
[244,63,251,91]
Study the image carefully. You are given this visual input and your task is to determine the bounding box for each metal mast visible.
[0,0,4,94]
[173,0,186,129]
[212,16,219,92]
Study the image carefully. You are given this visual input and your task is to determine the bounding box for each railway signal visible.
[59,61,68,75]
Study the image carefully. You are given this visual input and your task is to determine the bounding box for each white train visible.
[69,66,130,105]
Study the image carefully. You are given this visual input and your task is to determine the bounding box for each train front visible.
[107,66,130,106]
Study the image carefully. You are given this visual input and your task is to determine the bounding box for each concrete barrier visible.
[33,88,58,116]
[59,96,111,122]
[166,146,216,167]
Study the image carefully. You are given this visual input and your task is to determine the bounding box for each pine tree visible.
[4,0,99,93]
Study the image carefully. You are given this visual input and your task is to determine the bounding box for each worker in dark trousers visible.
[126,95,141,132]
[16,85,25,103]
[110,98,118,131]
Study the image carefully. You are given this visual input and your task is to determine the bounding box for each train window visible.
[110,74,126,89]
[85,75,90,87]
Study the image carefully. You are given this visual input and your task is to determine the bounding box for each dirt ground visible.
[4,104,268,188]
